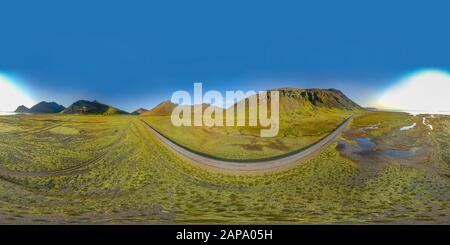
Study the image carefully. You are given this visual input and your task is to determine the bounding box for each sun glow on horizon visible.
[0,73,35,112]
[377,69,450,113]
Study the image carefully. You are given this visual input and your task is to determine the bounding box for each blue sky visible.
[1,0,449,112]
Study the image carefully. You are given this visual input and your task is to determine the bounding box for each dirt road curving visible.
[141,117,352,173]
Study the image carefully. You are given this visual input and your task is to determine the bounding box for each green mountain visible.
[144,88,362,117]
[62,100,129,115]
[266,88,362,114]
[131,108,148,115]
[217,88,362,130]
[29,101,65,114]
[14,105,31,113]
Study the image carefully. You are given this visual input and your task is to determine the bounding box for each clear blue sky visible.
[1,0,449,112]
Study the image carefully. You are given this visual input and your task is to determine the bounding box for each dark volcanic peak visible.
[131,108,148,115]
[29,101,65,114]
[14,105,30,113]
[62,100,129,115]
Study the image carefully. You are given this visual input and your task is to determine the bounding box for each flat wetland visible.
[0,112,448,224]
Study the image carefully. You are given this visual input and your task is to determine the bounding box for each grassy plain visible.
[0,115,127,172]
[141,109,352,160]
[0,113,448,224]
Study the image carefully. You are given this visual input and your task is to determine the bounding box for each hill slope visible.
[267,88,362,115]
[62,100,128,115]
[142,100,217,117]
[141,100,177,116]
[29,102,65,114]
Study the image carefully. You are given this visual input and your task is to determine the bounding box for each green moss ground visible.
[0,113,448,224]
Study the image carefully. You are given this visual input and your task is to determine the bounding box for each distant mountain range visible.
[15,100,129,115]
[142,88,362,117]
[13,88,362,116]
[31,101,65,113]
[62,100,129,115]
[15,102,65,114]
[365,107,379,111]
